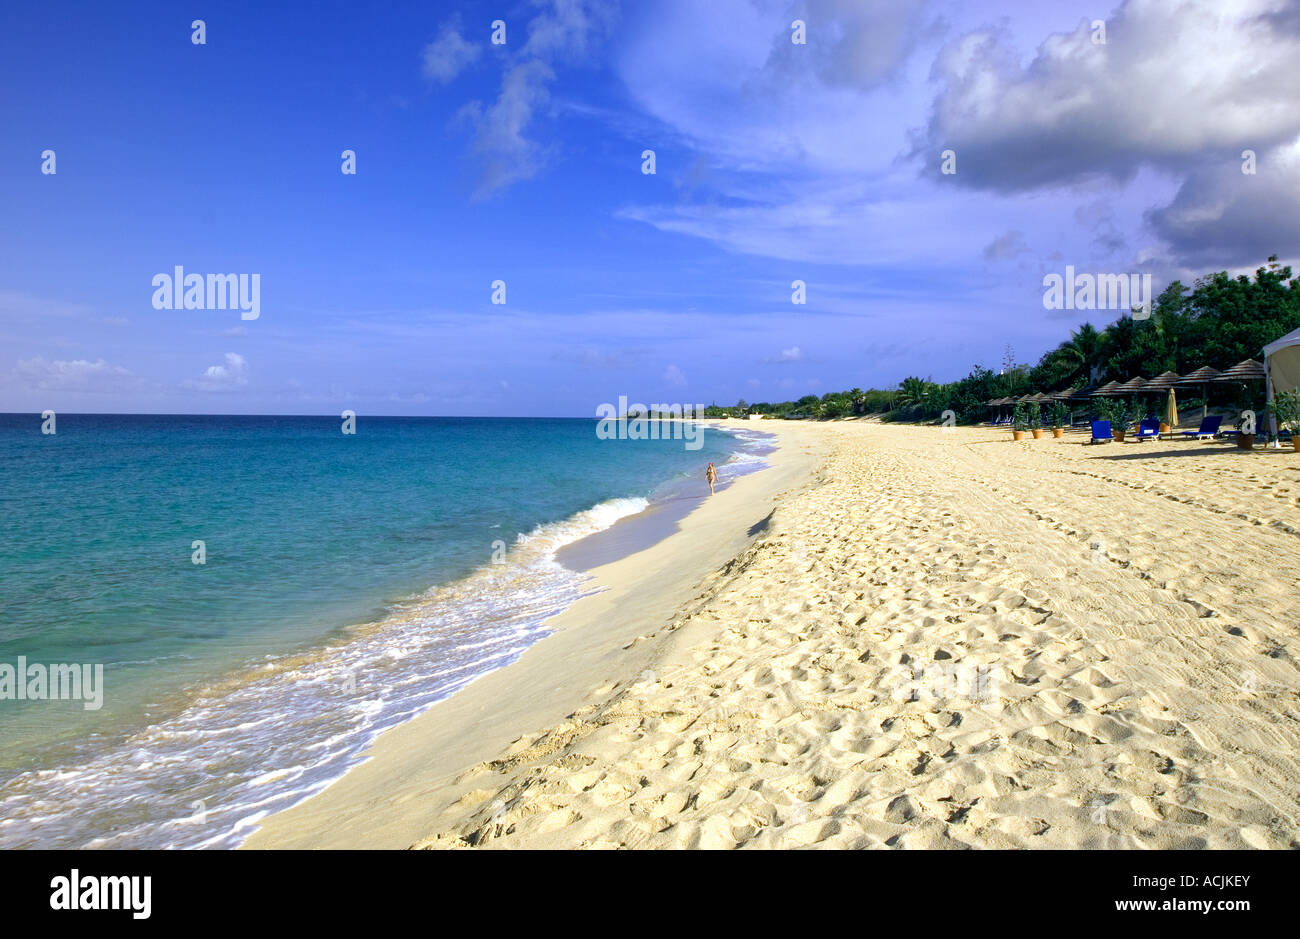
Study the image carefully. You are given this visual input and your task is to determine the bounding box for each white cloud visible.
[766,346,802,363]
[458,59,556,194]
[616,0,935,177]
[422,25,482,83]
[455,0,614,196]
[187,352,249,392]
[618,172,1055,268]
[14,357,137,393]
[662,363,687,387]
[923,0,1300,191]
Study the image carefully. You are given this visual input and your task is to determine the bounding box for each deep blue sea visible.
[0,414,768,848]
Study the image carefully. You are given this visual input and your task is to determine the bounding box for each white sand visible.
[250,421,1300,849]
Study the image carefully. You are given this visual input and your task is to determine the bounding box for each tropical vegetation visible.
[702,257,1300,426]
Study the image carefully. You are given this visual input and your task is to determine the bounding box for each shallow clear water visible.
[0,414,756,848]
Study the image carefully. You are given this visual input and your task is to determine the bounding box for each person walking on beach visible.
[706,461,717,496]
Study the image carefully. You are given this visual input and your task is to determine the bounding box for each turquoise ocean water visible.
[0,414,768,848]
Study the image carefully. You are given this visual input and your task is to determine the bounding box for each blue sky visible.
[3,0,1299,415]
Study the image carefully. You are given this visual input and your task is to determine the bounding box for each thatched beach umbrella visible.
[1213,359,1266,382]
[1144,371,1179,391]
[1053,386,1090,425]
[1028,391,1052,413]
[1117,376,1151,420]
[1212,360,1267,434]
[1175,366,1222,420]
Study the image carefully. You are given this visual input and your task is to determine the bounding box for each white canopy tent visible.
[1263,325,1300,438]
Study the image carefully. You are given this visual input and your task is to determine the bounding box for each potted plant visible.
[1235,420,1256,449]
[1028,401,1043,439]
[1115,400,1136,441]
[1011,402,1027,441]
[1268,388,1300,452]
[1048,401,1068,438]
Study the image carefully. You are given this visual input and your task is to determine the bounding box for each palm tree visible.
[897,376,932,409]
[1069,323,1101,366]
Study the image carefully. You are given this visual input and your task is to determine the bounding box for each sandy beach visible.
[247,420,1300,850]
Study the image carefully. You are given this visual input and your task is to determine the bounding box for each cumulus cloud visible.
[422,24,482,83]
[766,346,802,363]
[187,352,249,392]
[921,0,1300,191]
[1148,138,1300,268]
[618,0,1299,276]
[14,357,138,393]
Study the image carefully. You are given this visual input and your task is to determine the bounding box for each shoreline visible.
[412,421,1299,849]
[556,426,775,572]
[0,418,768,849]
[242,420,824,849]
[248,419,1300,849]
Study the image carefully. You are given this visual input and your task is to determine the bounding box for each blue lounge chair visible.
[1089,420,1113,444]
[1178,415,1222,439]
[1134,418,1161,441]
